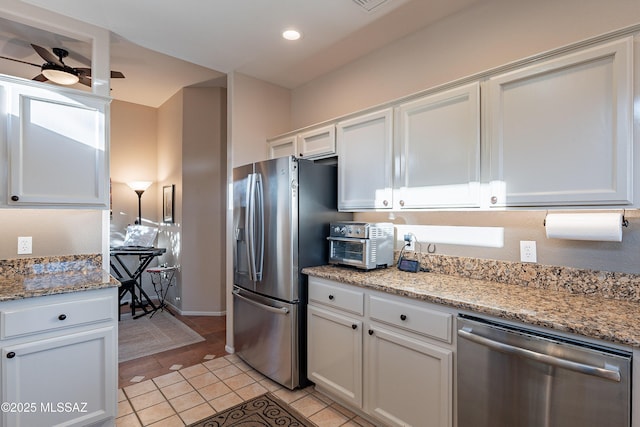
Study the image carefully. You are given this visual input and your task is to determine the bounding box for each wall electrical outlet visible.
[404,234,415,251]
[17,236,32,255]
[520,240,537,263]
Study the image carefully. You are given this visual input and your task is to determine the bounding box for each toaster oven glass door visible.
[329,238,368,268]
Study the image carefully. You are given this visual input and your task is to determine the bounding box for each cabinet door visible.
[487,37,633,207]
[307,305,363,408]
[337,108,393,210]
[366,325,452,427]
[396,82,480,208]
[2,326,117,427]
[7,85,109,207]
[297,124,336,159]
[268,135,297,159]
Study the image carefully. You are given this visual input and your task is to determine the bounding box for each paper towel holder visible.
[542,210,629,227]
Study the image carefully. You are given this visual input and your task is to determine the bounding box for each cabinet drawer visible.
[1,296,115,339]
[309,278,364,316]
[369,296,452,343]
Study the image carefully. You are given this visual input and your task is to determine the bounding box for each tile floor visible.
[116,309,376,427]
[116,353,376,426]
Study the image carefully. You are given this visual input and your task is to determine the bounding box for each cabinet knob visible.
[400,314,407,321]
[58,314,67,321]
[328,294,334,300]
[490,196,498,204]
[368,329,374,336]
[352,324,357,330]
[382,200,389,206]
[399,200,405,207]
[299,153,304,157]
[10,195,19,202]
[6,352,15,359]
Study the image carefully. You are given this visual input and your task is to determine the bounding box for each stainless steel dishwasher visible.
[457,315,631,427]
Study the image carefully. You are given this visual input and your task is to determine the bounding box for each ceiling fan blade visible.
[31,44,62,66]
[0,55,41,68]
[111,70,125,78]
[33,74,48,82]
[78,75,92,87]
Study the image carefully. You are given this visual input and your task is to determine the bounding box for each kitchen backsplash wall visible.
[355,210,640,275]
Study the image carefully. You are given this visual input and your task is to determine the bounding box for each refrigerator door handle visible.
[254,173,265,281]
[245,173,257,281]
[233,289,290,315]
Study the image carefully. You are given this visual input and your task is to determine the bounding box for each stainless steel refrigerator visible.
[233,156,350,389]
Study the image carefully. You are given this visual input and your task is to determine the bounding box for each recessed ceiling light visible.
[282,29,302,41]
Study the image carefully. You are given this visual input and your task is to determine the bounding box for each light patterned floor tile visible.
[272,387,310,404]
[115,412,142,427]
[235,382,268,401]
[129,376,145,383]
[223,354,241,363]
[136,401,176,426]
[169,364,183,371]
[124,380,157,399]
[203,357,232,371]
[258,378,282,392]
[180,363,209,379]
[330,401,356,419]
[352,415,376,427]
[245,370,266,381]
[187,372,220,389]
[198,381,232,401]
[169,390,206,413]
[148,414,185,427]
[290,394,329,418]
[203,354,216,360]
[308,406,350,427]
[223,372,255,390]
[153,371,184,388]
[212,364,243,380]
[209,392,243,412]
[178,402,215,425]
[117,399,134,418]
[160,380,195,400]
[130,390,167,412]
[118,389,127,402]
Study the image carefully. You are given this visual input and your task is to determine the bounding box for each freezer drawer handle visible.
[458,328,621,382]
[233,290,290,315]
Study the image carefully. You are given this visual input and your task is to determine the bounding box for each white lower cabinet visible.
[307,277,453,427]
[0,288,118,427]
[367,325,452,427]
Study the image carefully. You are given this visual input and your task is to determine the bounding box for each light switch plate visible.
[520,240,537,263]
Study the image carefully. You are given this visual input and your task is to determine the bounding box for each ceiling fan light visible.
[41,63,79,85]
[282,29,302,41]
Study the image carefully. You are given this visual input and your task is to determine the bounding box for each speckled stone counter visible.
[0,254,119,301]
[303,258,640,348]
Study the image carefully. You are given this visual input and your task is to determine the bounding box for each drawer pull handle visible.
[368,329,374,336]
[10,196,19,202]
[400,314,407,321]
[6,352,15,359]
[328,295,334,300]
[352,324,357,330]
[58,314,67,321]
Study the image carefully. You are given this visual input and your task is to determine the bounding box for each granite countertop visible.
[0,255,119,302]
[303,264,640,348]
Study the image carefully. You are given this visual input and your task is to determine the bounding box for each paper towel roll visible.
[545,213,623,242]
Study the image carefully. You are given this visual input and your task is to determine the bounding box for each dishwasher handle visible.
[458,328,621,382]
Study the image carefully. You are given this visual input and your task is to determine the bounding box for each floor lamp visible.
[127,181,152,225]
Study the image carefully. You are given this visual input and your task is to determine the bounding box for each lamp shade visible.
[127,181,152,192]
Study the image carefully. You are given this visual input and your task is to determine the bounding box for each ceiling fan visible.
[0,43,124,86]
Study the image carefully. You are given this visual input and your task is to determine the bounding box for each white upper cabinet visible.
[297,124,336,159]
[268,135,296,159]
[487,37,633,207]
[396,82,481,209]
[337,108,394,210]
[3,77,109,208]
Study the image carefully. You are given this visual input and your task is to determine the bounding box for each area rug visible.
[188,393,313,427]
[118,310,205,362]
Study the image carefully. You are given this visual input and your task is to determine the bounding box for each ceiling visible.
[0,0,484,107]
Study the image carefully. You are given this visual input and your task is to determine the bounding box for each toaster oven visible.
[327,222,394,270]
